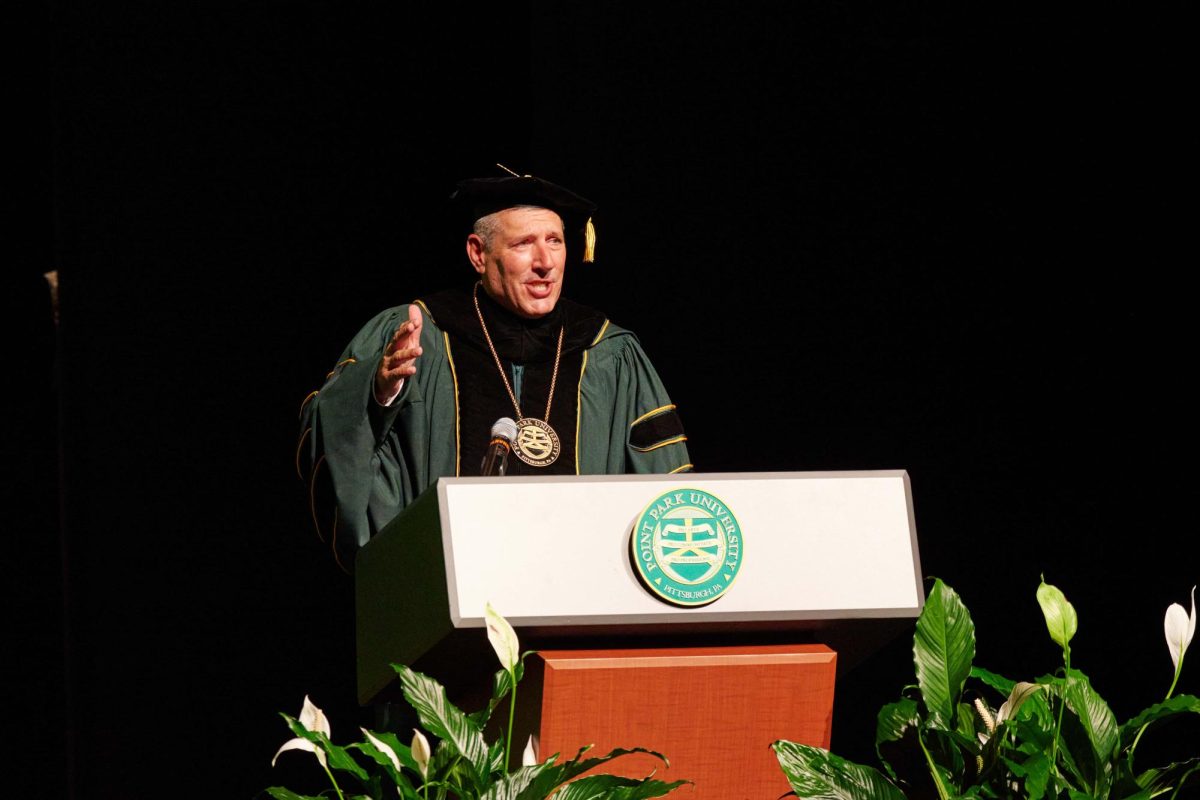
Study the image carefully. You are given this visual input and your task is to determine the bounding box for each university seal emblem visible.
[630,488,743,607]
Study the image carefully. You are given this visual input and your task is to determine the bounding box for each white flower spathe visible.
[1165,585,1197,673]
[412,728,432,778]
[486,602,519,670]
[272,695,331,768]
[522,735,538,766]
[974,682,1039,745]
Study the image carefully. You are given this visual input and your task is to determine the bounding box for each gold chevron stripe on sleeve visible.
[630,435,688,454]
[630,403,677,428]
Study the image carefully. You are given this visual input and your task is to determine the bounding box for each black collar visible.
[419,283,606,364]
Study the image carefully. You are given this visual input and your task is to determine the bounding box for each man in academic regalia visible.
[298,172,692,572]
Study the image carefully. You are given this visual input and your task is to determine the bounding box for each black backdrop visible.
[35,4,1194,797]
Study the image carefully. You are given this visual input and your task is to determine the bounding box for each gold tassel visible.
[584,217,596,263]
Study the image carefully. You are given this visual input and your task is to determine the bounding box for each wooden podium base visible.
[529,643,836,799]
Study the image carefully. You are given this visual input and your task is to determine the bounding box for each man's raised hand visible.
[374,304,423,405]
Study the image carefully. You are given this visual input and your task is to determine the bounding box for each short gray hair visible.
[472,205,545,251]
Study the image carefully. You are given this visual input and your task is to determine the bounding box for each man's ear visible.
[466,234,487,274]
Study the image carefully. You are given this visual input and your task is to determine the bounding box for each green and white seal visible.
[630,488,743,607]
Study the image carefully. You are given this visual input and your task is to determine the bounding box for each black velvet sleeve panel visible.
[629,405,686,451]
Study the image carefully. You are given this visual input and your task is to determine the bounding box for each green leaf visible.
[348,778,381,800]
[517,751,580,799]
[1136,758,1200,797]
[477,764,544,800]
[281,712,316,741]
[322,739,371,782]
[551,775,689,800]
[1119,694,1200,746]
[913,579,976,730]
[1003,751,1051,800]
[876,697,920,746]
[431,739,484,795]
[487,738,505,775]
[516,765,569,799]
[970,666,1016,697]
[922,727,968,789]
[1053,720,1092,790]
[926,756,956,800]
[348,736,421,795]
[601,778,691,799]
[515,745,679,800]
[955,701,979,740]
[566,746,669,775]
[1017,683,1056,730]
[1061,669,1119,797]
[469,651,532,729]
[396,665,489,787]
[265,789,324,800]
[351,729,421,773]
[550,775,641,800]
[468,668,513,730]
[773,740,907,800]
[1036,578,1077,652]
[874,698,920,782]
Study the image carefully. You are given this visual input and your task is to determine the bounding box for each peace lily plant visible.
[773,579,1199,799]
[267,604,688,800]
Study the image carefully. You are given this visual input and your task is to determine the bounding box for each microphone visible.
[480,417,518,476]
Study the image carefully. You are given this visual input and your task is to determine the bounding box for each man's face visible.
[467,207,567,319]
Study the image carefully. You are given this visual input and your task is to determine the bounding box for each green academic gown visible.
[298,288,691,570]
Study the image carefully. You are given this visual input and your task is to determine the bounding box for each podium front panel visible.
[438,469,922,628]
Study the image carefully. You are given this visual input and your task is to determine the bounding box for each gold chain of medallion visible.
[472,281,564,467]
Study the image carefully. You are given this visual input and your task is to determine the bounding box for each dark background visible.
[32,3,1193,797]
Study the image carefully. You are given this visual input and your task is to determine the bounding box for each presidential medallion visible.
[513,417,561,467]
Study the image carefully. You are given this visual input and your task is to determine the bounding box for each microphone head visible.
[491,417,518,443]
